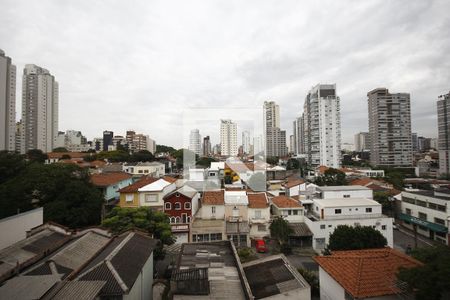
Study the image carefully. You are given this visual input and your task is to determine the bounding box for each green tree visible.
[102,207,175,246]
[327,225,387,251]
[172,148,195,170]
[196,156,217,168]
[0,151,27,184]
[374,191,394,216]
[26,149,48,163]
[269,216,293,245]
[96,150,130,162]
[315,168,347,186]
[129,150,155,162]
[397,246,450,300]
[156,145,176,154]
[298,268,320,296]
[286,158,300,170]
[53,147,68,152]
[0,163,103,227]
[266,156,279,165]
[61,154,71,160]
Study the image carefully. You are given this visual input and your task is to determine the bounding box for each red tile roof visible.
[285,179,305,189]
[47,152,89,159]
[350,177,374,186]
[247,193,268,208]
[162,176,177,183]
[317,165,329,175]
[271,196,302,208]
[202,190,225,205]
[314,248,422,299]
[118,176,159,193]
[91,172,132,187]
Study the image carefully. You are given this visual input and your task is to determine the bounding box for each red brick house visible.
[163,185,200,243]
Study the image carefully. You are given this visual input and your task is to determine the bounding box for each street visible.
[393,227,434,252]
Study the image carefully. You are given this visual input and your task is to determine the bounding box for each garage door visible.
[174,233,189,244]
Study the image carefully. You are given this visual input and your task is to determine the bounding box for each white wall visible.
[139,184,176,208]
[200,204,225,219]
[272,206,304,222]
[321,189,373,199]
[313,203,382,220]
[305,216,393,250]
[191,193,200,216]
[125,251,153,300]
[248,207,271,238]
[0,207,43,250]
[318,266,346,300]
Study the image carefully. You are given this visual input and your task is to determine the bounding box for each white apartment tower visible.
[0,49,16,151]
[189,129,201,155]
[437,91,450,175]
[302,84,341,168]
[292,116,304,155]
[242,130,251,154]
[21,64,58,154]
[367,88,412,167]
[220,119,238,156]
[354,132,370,152]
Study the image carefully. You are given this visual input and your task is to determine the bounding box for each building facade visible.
[21,64,58,154]
[354,132,370,152]
[220,119,238,156]
[102,130,113,152]
[203,135,211,157]
[264,101,287,157]
[189,129,201,156]
[437,91,450,175]
[242,130,251,154]
[302,84,341,168]
[367,88,412,167]
[0,49,16,152]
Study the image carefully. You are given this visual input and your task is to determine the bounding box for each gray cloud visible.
[1,0,449,147]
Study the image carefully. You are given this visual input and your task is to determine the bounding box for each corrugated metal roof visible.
[51,281,106,300]
[289,223,313,237]
[0,274,62,300]
[171,268,208,281]
[79,263,123,295]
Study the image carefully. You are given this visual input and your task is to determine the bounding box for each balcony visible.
[228,216,243,222]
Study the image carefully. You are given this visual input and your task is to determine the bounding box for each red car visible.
[255,239,267,253]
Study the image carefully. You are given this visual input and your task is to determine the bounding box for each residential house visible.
[399,189,450,245]
[247,193,270,239]
[271,195,304,223]
[284,178,306,198]
[90,172,133,203]
[164,185,200,243]
[191,190,226,243]
[314,248,422,300]
[118,176,177,210]
[306,198,394,250]
[224,191,250,247]
[123,161,166,177]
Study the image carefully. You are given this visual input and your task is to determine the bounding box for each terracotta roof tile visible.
[284,179,305,188]
[314,248,422,298]
[118,176,159,193]
[91,172,132,187]
[202,190,225,205]
[247,193,268,208]
[162,176,177,183]
[47,152,89,159]
[271,196,302,208]
[317,165,329,174]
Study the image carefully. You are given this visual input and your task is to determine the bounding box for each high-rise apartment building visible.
[0,50,16,152]
[292,116,304,155]
[302,84,341,168]
[102,130,114,151]
[220,119,237,156]
[411,133,419,153]
[203,135,211,157]
[437,91,450,175]
[263,101,287,157]
[367,88,412,167]
[189,129,201,156]
[126,130,156,154]
[354,132,370,152]
[21,64,58,154]
[242,130,251,154]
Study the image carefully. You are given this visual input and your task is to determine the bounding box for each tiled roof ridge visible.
[355,256,364,296]
[106,260,128,292]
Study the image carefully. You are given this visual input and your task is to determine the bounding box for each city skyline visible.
[1,1,449,148]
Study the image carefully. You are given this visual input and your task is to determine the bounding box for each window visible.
[365,207,372,213]
[405,208,412,215]
[211,206,216,214]
[434,218,445,225]
[125,194,134,202]
[335,209,342,214]
[182,214,187,223]
[184,202,191,210]
[145,194,157,202]
[138,170,143,174]
[320,224,326,229]
[254,210,261,219]
[382,225,386,230]
[343,194,350,198]
[416,200,427,207]
[293,210,298,215]
[164,202,171,210]
[175,217,180,223]
[210,233,222,241]
[176,193,180,197]
[258,225,266,232]
[418,212,427,221]
[170,217,175,223]
[288,210,292,215]
[175,202,181,210]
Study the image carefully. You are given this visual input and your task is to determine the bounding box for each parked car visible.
[255,239,267,253]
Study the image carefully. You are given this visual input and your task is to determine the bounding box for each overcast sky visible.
[1,0,449,148]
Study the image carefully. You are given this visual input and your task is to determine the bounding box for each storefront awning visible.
[399,213,448,233]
